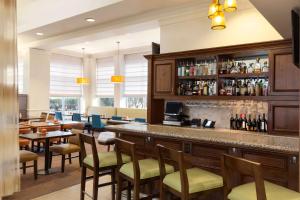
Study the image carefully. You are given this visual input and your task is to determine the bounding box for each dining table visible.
[19,131,75,175]
[28,122,59,133]
[59,120,84,130]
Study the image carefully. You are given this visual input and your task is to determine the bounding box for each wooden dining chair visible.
[115,138,174,200]
[222,154,300,200]
[20,150,38,180]
[40,112,48,122]
[79,134,131,200]
[157,144,223,200]
[19,128,32,150]
[47,113,55,121]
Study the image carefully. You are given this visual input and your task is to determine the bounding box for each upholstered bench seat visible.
[228,181,300,200]
[83,151,130,168]
[20,150,38,163]
[49,143,80,154]
[163,167,223,194]
[120,158,174,180]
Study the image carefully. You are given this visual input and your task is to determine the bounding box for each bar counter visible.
[105,124,299,154]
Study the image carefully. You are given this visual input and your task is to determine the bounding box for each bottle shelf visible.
[153,95,271,101]
[178,75,217,80]
[218,72,269,78]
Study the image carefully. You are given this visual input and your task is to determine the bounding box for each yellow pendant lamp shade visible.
[208,0,218,19]
[224,0,237,12]
[76,77,89,84]
[111,75,124,83]
[211,9,226,30]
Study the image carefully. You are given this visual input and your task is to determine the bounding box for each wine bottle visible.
[247,114,252,131]
[203,81,208,96]
[257,115,262,132]
[261,114,267,133]
[252,115,257,132]
[243,114,247,131]
[230,114,235,129]
[235,114,240,130]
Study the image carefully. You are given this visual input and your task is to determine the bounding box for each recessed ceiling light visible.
[85,18,96,22]
[36,32,44,36]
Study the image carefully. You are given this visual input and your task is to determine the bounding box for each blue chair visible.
[91,115,105,136]
[111,116,122,121]
[55,112,63,121]
[134,118,146,123]
[72,113,81,122]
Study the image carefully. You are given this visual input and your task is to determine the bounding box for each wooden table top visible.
[19,131,74,140]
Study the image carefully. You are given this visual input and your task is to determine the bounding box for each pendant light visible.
[211,1,226,30]
[208,0,217,19]
[224,0,237,12]
[111,41,124,83]
[76,48,89,85]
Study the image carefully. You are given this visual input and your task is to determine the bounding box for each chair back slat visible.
[92,115,104,129]
[72,113,82,122]
[55,112,63,121]
[221,154,267,200]
[79,133,99,168]
[115,138,140,179]
[156,144,188,196]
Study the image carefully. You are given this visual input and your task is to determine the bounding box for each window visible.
[99,97,114,107]
[96,57,114,96]
[18,62,24,94]
[50,97,80,115]
[123,53,148,108]
[50,54,82,96]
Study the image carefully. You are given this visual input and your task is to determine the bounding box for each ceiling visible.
[58,28,160,54]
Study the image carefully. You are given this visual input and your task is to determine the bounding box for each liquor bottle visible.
[235,114,240,130]
[240,80,247,96]
[178,62,182,76]
[252,115,257,132]
[256,115,262,132]
[232,80,237,96]
[212,81,217,96]
[240,61,247,74]
[219,81,226,96]
[189,61,195,77]
[230,114,235,129]
[262,80,268,96]
[230,61,239,74]
[236,80,240,96]
[185,62,190,76]
[262,60,269,72]
[226,59,232,74]
[192,81,199,95]
[254,58,262,73]
[248,63,254,74]
[247,79,252,96]
[255,79,261,96]
[220,59,227,74]
[203,81,209,96]
[261,114,267,133]
[181,62,186,77]
[247,114,252,131]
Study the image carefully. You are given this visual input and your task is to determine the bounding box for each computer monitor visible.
[165,102,183,115]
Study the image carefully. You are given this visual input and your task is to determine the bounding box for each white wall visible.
[26,48,50,117]
[160,7,283,53]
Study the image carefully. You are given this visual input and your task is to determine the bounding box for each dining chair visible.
[49,125,84,172]
[40,112,48,122]
[55,112,63,121]
[79,134,131,200]
[72,113,82,122]
[91,115,105,136]
[20,150,38,180]
[134,118,146,123]
[19,128,32,150]
[222,154,300,200]
[47,113,55,121]
[157,144,223,200]
[112,116,122,121]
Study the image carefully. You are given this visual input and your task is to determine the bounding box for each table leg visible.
[44,138,50,174]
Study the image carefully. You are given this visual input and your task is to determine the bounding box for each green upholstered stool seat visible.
[120,158,174,180]
[163,167,223,194]
[228,181,300,200]
[83,151,131,168]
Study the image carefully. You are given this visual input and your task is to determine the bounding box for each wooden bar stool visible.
[79,134,131,200]
[222,154,300,200]
[115,138,175,200]
[20,150,38,180]
[157,144,223,200]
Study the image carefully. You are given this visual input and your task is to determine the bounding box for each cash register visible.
[163,102,187,126]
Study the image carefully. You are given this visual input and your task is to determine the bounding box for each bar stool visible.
[79,134,131,200]
[222,154,300,200]
[97,131,116,151]
[115,138,175,200]
[157,144,223,200]
[20,150,38,180]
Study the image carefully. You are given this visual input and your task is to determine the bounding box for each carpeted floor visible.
[4,135,106,200]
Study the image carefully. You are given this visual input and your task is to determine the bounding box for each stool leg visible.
[61,155,65,173]
[133,181,140,200]
[22,162,26,174]
[160,184,166,200]
[80,166,87,200]
[34,160,38,180]
[93,169,99,200]
[49,151,53,168]
[107,145,110,152]
[127,181,132,200]
[79,152,82,167]
[111,168,116,200]
[68,153,72,164]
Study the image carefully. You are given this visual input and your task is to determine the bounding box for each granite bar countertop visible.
[105,124,299,154]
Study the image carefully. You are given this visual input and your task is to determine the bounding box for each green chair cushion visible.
[228,181,300,200]
[120,158,174,180]
[163,167,223,194]
[83,151,131,168]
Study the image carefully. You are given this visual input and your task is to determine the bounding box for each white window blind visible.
[124,53,148,96]
[50,54,82,96]
[18,62,24,94]
[96,57,114,96]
